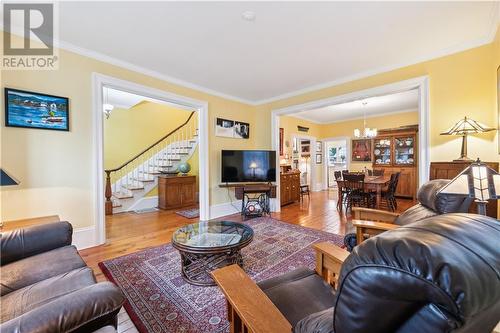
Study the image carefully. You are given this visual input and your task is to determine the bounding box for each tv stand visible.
[241,185,273,219]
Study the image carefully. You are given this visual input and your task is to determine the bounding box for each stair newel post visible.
[105,170,113,215]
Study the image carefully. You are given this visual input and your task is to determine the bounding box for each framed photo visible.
[279,128,284,156]
[351,139,372,162]
[5,88,69,131]
[497,65,500,153]
[316,154,322,164]
[215,117,249,139]
[316,141,322,152]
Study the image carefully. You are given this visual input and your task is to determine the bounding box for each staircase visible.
[104,112,198,214]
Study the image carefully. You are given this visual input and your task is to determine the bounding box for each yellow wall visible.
[321,111,418,171]
[2,27,500,229]
[1,32,258,227]
[255,42,500,166]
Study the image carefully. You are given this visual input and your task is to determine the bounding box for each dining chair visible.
[343,173,368,210]
[372,169,385,176]
[375,172,400,211]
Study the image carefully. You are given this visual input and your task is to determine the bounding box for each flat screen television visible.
[221,150,276,183]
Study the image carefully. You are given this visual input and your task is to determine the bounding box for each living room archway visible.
[92,73,209,246]
[271,76,430,211]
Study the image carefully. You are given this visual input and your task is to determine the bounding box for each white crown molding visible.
[290,108,419,125]
[2,4,499,107]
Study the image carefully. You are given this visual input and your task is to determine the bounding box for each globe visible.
[177,162,191,174]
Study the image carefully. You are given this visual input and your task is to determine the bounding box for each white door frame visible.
[92,73,209,245]
[322,136,350,190]
[290,133,318,191]
[271,76,430,211]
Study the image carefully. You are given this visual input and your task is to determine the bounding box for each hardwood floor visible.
[80,190,414,282]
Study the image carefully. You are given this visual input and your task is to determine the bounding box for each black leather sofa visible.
[213,213,500,333]
[0,222,124,333]
[344,179,473,250]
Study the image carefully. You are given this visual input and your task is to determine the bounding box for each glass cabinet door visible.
[373,138,392,165]
[394,136,415,165]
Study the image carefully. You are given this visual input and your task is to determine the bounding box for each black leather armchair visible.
[345,179,473,250]
[0,222,124,333]
[212,213,500,333]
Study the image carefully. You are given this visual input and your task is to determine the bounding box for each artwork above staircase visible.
[104,111,198,214]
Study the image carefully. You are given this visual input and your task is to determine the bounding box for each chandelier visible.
[103,88,114,119]
[354,101,377,138]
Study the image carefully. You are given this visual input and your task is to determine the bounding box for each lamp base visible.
[453,156,473,162]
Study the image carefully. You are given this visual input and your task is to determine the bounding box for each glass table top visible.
[172,221,254,249]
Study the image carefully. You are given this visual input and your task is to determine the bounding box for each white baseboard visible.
[209,198,279,220]
[73,226,97,250]
[127,196,158,211]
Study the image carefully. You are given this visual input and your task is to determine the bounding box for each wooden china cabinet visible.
[372,125,418,200]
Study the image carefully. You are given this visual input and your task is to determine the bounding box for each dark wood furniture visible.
[373,125,418,199]
[337,175,391,210]
[158,175,196,210]
[280,170,300,206]
[300,184,310,201]
[430,161,499,218]
[241,185,272,219]
[172,221,254,286]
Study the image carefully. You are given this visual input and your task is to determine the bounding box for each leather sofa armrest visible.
[0,282,124,333]
[211,264,292,333]
[352,207,400,222]
[1,221,73,265]
[352,220,400,244]
[312,242,349,289]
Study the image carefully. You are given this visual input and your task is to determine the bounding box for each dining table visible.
[336,175,391,210]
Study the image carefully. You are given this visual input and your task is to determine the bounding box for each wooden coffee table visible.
[172,221,254,286]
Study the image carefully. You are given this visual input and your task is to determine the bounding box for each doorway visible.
[271,76,430,211]
[323,137,349,188]
[92,73,209,246]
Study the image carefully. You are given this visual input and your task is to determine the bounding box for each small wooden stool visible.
[300,184,310,201]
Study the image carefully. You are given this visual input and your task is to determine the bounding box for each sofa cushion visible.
[1,245,86,296]
[293,307,334,333]
[1,266,96,322]
[258,267,336,327]
[417,179,471,214]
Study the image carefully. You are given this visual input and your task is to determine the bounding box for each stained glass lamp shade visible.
[438,159,500,215]
[440,117,495,161]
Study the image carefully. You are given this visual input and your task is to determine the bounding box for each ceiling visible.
[53,2,499,104]
[291,89,419,124]
[103,87,187,111]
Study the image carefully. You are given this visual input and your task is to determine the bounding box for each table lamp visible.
[437,159,500,215]
[440,117,495,161]
[1,169,19,186]
[249,162,257,179]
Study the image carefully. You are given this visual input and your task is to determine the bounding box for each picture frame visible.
[316,153,322,164]
[279,128,284,156]
[497,65,500,153]
[5,88,69,131]
[215,117,249,139]
[351,139,372,162]
[316,141,322,152]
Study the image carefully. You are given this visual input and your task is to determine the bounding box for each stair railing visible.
[104,111,197,215]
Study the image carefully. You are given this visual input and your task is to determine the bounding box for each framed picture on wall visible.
[4,88,69,131]
[215,117,250,139]
[316,141,322,152]
[497,65,500,153]
[316,154,322,164]
[279,128,284,156]
[351,139,372,162]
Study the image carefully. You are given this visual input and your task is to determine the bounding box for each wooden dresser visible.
[280,170,300,206]
[158,175,196,210]
[430,161,499,219]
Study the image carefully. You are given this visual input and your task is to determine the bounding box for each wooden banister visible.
[104,111,195,173]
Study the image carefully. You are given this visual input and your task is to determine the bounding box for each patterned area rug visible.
[99,217,343,333]
[175,208,200,219]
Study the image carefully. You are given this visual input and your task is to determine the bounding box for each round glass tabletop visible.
[172,221,254,250]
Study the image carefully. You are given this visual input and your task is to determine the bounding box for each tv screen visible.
[222,150,276,183]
